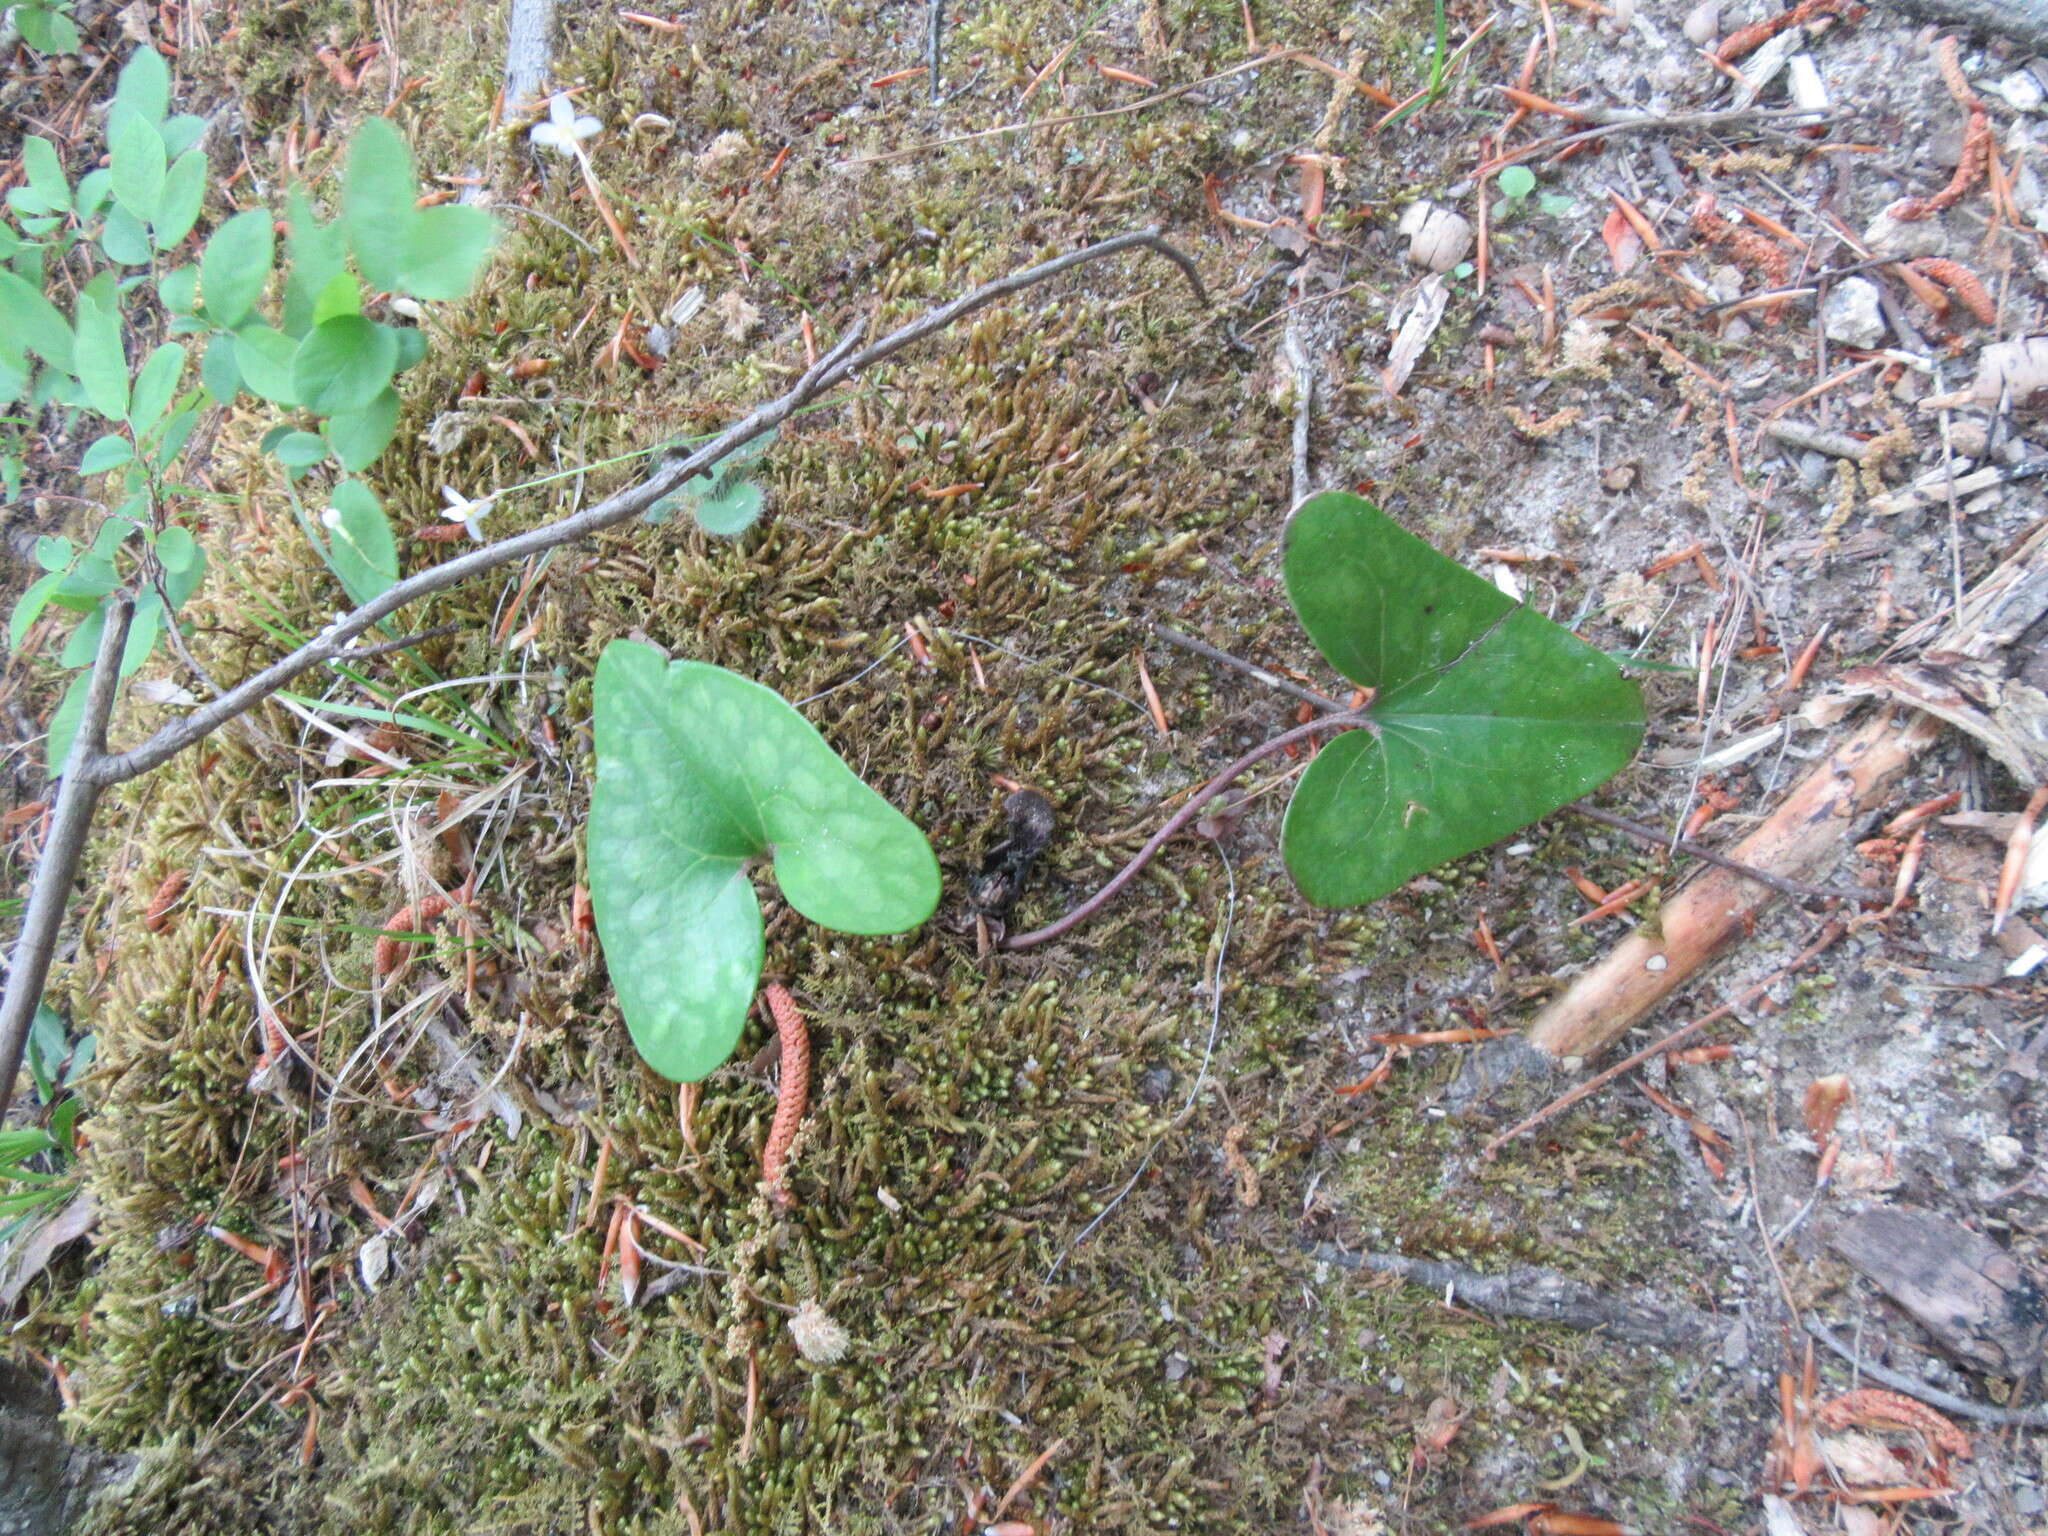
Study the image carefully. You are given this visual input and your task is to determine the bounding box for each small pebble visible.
[1821,277,1888,349]
[1985,1134,2024,1171]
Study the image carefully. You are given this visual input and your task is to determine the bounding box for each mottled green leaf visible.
[590,641,941,1081]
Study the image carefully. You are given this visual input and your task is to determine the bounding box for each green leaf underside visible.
[1279,492,1644,908]
[589,642,940,1082]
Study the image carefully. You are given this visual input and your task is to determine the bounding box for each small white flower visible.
[320,505,344,529]
[440,484,496,542]
[530,93,603,157]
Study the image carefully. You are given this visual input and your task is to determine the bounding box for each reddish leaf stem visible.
[1000,711,1372,951]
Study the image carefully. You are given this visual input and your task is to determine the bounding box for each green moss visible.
[8,1,1723,1532]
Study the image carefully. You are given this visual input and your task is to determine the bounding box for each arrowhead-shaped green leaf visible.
[1279,492,1644,907]
[590,641,941,1082]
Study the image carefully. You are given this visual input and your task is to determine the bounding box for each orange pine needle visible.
[1095,59,1159,88]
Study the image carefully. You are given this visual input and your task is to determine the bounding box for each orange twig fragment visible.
[1817,1388,1972,1460]
[1716,0,1852,63]
[1908,258,1996,324]
[1497,85,1587,120]
[1134,648,1170,738]
[1992,787,2048,935]
[1370,1027,1514,1047]
[760,983,811,1205]
[143,869,189,931]
[1095,59,1159,88]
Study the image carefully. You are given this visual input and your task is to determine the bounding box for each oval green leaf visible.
[1278,492,1645,908]
[153,146,208,248]
[589,641,941,1081]
[324,386,401,472]
[341,116,418,294]
[199,208,275,329]
[109,113,167,224]
[291,315,397,415]
[320,479,398,609]
[72,294,129,420]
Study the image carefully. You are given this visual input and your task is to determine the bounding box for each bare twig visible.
[1002,711,1370,950]
[1151,623,1347,713]
[1805,1319,2048,1427]
[0,231,1208,1061]
[0,599,132,1122]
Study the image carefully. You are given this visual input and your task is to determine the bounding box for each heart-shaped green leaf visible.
[589,641,941,1082]
[1280,492,1644,907]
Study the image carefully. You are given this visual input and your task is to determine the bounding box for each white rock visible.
[2011,162,2044,218]
[1993,70,2047,113]
[1862,209,1949,257]
[1985,1134,2024,1170]
[1399,202,1473,272]
[1822,277,1887,348]
[1682,0,1719,43]
[1971,336,2048,402]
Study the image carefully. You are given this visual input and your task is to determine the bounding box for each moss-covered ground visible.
[5,1,1747,1531]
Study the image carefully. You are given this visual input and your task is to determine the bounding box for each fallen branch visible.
[1805,1318,2048,1427]
[1310,1244,1724,1348]
[0,230,1207,1118]
[1483,922,1846,1157]
[1523,516,2048,1070]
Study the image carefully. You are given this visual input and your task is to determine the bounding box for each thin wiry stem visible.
[88,228,1204,786]
[1002,712,1371,951]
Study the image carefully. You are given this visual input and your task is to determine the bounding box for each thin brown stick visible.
[1480,921,1844,1159]
[0,598,130,1123]
[1569,805,1869,903]
[760,983,810,1205]
[0,233,1208,1078]
[1805,1319,2048,1427]
[1150,623,1348,713]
